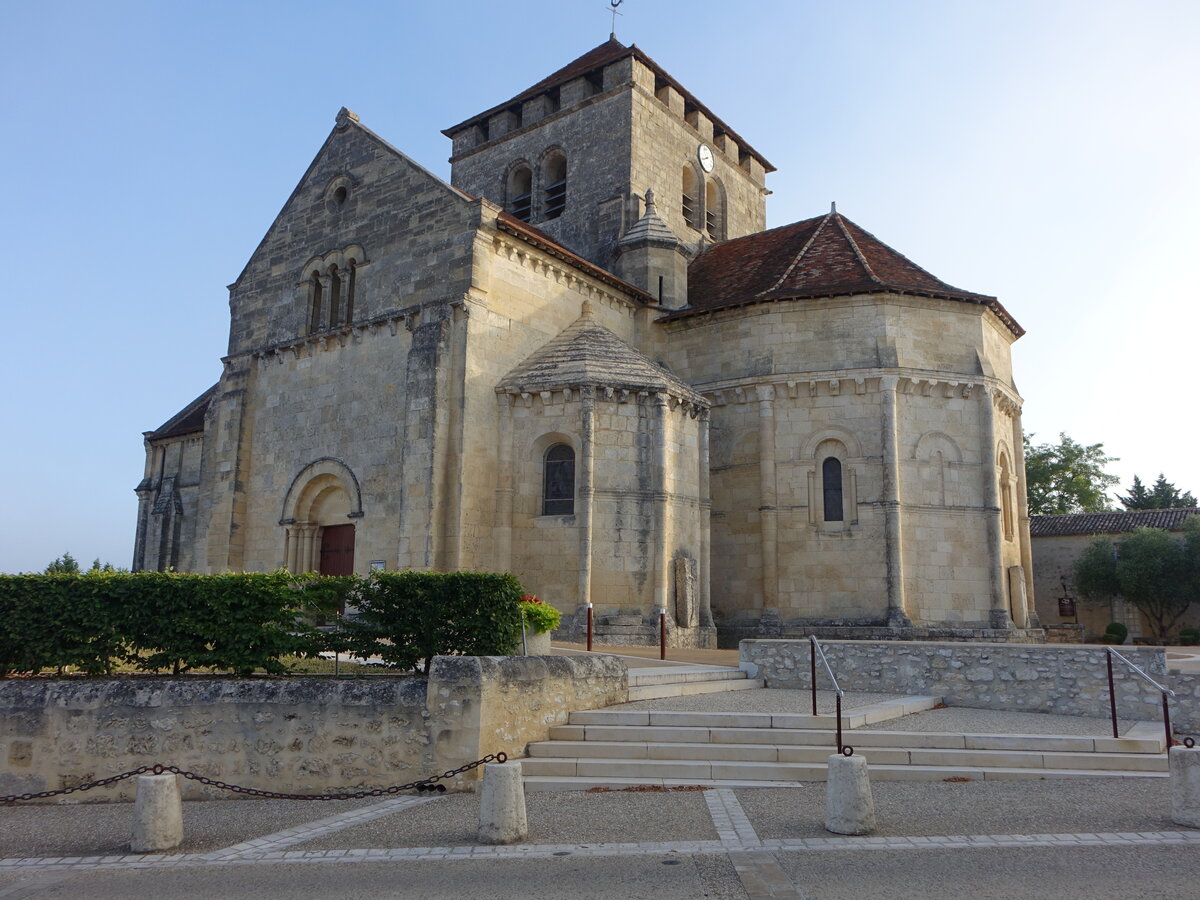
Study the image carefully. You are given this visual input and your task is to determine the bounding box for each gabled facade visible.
[136,40,1041,645]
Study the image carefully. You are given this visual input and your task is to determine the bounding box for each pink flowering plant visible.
[518,594,561,634]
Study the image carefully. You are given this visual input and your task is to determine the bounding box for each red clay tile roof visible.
[443,38,773,172]
[146,385,216,441]
[672,210,1024,336]
[1031,508,1199,537]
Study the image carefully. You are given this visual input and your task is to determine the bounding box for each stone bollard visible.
[1169,743,1200,828]
[478,761,528,845]
[130,773,183,853]
[825,752,876,835]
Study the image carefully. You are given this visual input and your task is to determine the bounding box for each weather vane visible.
[608,0,623,38]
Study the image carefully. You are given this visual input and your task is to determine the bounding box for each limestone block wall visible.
[228,119,479,357]
[0,655,628,802]
[135,432,205,572]
[742,639,1181,723]
[457,226,644,573]
[450,88,635,267]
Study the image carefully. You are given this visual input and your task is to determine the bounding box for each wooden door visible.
[319,524,355,576]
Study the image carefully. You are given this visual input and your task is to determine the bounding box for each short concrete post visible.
[825,753,875,835]
[130,773,183,853]
[1169,744,1200,828]
[478,761,527,845]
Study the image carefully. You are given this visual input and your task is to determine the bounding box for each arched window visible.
[328,265,342,325]
[308,270,323,333]
[682,165,700,230]
[542,443,575,515]
[822,457,844,522]
[541,152,567,220]
[507,164,532,222]
[999,453,1014,540]
[704,179,723,240]
[344,259,357,322]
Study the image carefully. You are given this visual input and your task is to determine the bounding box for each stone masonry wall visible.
[0,655,627,802]
[741,640,1190,726]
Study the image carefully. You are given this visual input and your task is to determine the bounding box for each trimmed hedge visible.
[0,570,524,677]
[335,571,524,674]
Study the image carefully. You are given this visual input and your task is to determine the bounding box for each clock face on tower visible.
[698,144,714,173]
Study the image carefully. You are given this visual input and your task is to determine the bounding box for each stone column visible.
[980,387,1010,628]
[301,525,317,574]
[880,376,910,627]
[285,526,299,573]
[494,393,514,572]
[756,384,778,614]
[1011,402,1040,627]
[578,387,597,615]
[316,273,333,331]
[698,408,713,627]
[653,392,672,619]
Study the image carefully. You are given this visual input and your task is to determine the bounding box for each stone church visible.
[135,38,1041,646]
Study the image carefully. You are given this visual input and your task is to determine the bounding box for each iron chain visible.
[1,752,507,805]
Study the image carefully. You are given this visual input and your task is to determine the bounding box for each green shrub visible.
[334,571,524,674]
[1179,628,1200,646]
[518,594,561,634]
[1104,621,1129,644]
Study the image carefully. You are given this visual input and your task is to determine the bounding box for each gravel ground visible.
[294,789,719,850]
[736,777,1176,839]
[856,706,1128,736]
[0,797,378,858]
[610,689,901,713]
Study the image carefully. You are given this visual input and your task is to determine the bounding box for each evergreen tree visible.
[1120,473,1197,509]
[44,552,81,574]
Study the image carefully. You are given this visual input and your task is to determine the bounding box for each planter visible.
[522,628,552,655]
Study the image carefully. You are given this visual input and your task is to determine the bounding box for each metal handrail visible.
[1105,646,1176,749]
[809,636,851,756]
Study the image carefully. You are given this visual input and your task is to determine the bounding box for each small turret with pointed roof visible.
[613,189,690,309]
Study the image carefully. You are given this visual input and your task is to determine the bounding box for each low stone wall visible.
[1171,673,1200,734]
[741,640,1193,726]
[0,654,627,802]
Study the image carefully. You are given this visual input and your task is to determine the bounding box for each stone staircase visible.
[626,664,764,701]
[521,698,1169,791]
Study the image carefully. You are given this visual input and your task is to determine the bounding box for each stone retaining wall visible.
[741,640,1196,728]
[0,654,627,802]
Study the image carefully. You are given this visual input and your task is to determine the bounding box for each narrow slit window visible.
[705,180,721,239]
[328,266,342,325]
[508,165,533,222]
[682,166,699,230]
[344,260,357,322]
[822,457,844,522]
[542,154,567,220]
[542,444,575,515]
[308,271,323,333]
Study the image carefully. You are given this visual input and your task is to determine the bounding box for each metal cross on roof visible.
[608,0,623,38]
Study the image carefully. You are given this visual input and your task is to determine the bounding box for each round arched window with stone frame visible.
[542,443,576,516]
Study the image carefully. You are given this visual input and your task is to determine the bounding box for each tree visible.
[44,552,81,574]
[1073,518,1200,642]
[1024,432,1119,515]
[1120,474,1197,510]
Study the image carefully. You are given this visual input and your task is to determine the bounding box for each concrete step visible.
[545,724,1165,755]
[519,756,1169,785]
[521,766,1168,792]
[524,741,1169,773]
[626,678,766,701]
[627,666,753,686]
[568,696,942,730]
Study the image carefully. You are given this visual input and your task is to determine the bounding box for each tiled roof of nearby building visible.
[498,302,705,404]
[1030,508,1200,537]
[443,38,774,171]
[671,209,1024,336]
[145,385,216,440]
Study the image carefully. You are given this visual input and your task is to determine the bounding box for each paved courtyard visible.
[1,776,1196,898]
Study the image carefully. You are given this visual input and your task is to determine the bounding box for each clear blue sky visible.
[1,0,1196,573]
